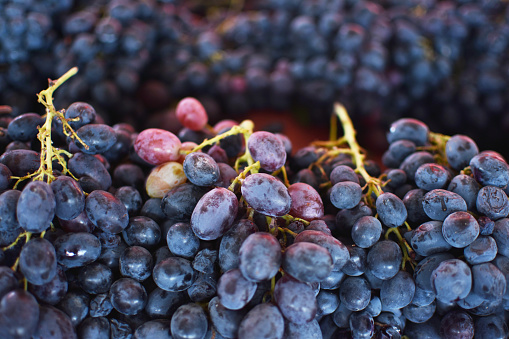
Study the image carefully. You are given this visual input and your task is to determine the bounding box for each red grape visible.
[175,97,208,131]
[134,128,181,165]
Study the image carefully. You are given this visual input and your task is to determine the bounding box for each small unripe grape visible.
[146,162,187,198]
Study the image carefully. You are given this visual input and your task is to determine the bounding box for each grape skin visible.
[241,173,291,217]
[134,128,181,166]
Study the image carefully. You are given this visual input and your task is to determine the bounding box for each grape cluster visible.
[1,70,509,339]
[2,0,509,154]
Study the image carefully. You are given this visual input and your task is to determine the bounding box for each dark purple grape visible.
[474,314,508,339]
[0,267,17,300]
[79,262,113,294]
[29,265,68,305]
[239,232,281,282]
[476,185,509,220]
[0,149,40,177]
[215,162,238,188]
[241,173,291,217]
[247,131,287,172]
[161,183,208,222]
[114,186,142,216]
[351,216,382,248]
[145,288,188,319]
[109,278,147,316]
[493,218,509,257]
[85,190,129,234]
[380,270,415,310]
[122,216,161,249]
[7,113,44,142]
[274,274,317,323]
[208,296,247,339]
[74,123,117,154]
[0,290,40,339]
[330,181,363,210]
[282,241,333,282]
[152,257,196,292]
[339,276,371,311]
[387,139,416,163]
[334,201,373,237]
[53,232,101,268]
[422,189,467,221]
[403,301,436,324]
[32,305,77,339]
[134,319,171,339]
[119,246,153,282]
[167,222,200,259]
[366,239,402,281]
[349,311,375,339]
[463,236,497,264]
[17,180,55,233]
[316,289,340,319]
[431,259,471,303]
[68,152,112,191]
[238,303,284,339]
[288,182,324,221]
[65,102,97,130]
[399,151,434,181]
[170,303,208,339]
[89,293,113,318]
[217,268,257,310]
[341,245,367,276]
[330,165,359,185]
[78,317,110,339]
[387,118,429,146]
[442,211,479,248]
[183,152,220,187]
[51,175,85,221]
[445,135,479,171]
[410,220,452,256]
[376,192,407,227]
[0,164,11,191]
[447,174,480,211]
[295,230,350,271]
[187,273,217,303]
[110,318,132,339]
[192,248,217,274]
[470,152,509,188]
[219,219,258,272]
[19,237,57,285]
[56,290,89,327]
[439,310,474,339]
[414,163,449,190]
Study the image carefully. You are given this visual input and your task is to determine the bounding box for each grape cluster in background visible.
[1,0,509,155]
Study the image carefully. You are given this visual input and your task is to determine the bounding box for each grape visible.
[109,278,147,316]
[349,311,374,339]
[188,273,217,302]
[0,190,21,231]
[192,248,217,274]
[65,102,97,130]
[470,152,509,188]
[445,135,479,171]
[167,222,200,259]
[330,165,359,185]
[468,263,506,302]
[0,267,17,300]
[152,257,196,292]
[170,303,208,339]
[492,218,509,257]
[380,271,415,310]
[134,128,181,165]
[183,152,220,187]
[375,192,407,227]
[119,246,153,282]
[85,190,129,234]
[78,317,110,339]
[53,232,101,268]
[145,288,187,319]
[476,185,509,220]
[442,211,479,248]
[402,189,429,224]
[288,183,324,221]
[414,163,449,190]
[217,268,257,310]
[0,149,40,177]
[16,180,55,233]
[50,175,85,221]
[282,241,333,282]
[239,232,281,282]
[19,238,57,285]
[366,240,402,280]
[207,144,228,164]
[68,152,112,191]
[238,303,284,339]
[334,201,373,237]
[315,290,340,319]
[219,219,258,272]
[430,259,471,303]
[215,163,238,188]
[112,163,144,190]
[439,310,474,339]
[387,118,429,146]
[447,174,480,211]
[89,294,113,318]
[0,289,40,339]
[57,290,89,326]
[399,151,434,180]
[161,183,208,222]
[0,164,11,191]
[247,131,287,172]
[306,219,332,236]
[294,230,350,272]
[387,140,416,163]
[114,186,142,216]
[341,245,367,276]
[274,274,317,323]
[329,181,363,210]
[191,187,238,240]
[403,301,436,324]
[28,265,68,305]
[74,123,117,154]
[284,319,322,339]
[422,189,468,221]
[32,304,77,339]
[240,173,291,217]
[122,216,161,248]
[474,315,509,339]
[332,302,353,329]
[176,97,208,131]
[339,276,371,311]
[463,236,497,264]
[7,113,44,142]
[413,252,455,292]
[410,221,452,256]
[145,161,187,198]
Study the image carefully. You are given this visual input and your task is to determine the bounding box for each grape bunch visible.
[1,69,509,339]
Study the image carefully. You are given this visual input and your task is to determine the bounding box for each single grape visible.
[341,245,367,276]
[219,219,258,272]
[380,270,415,310]
[176,97,208,131]
[68,152,112,191]
[282,241,333,282]
[385,168,407,189]
[474,314,509,339]
[152,257,196,292]
[431,259,472,303]
[288,182,324,221]
[215,162,238,188]
[239,232,281,282]
[161,183,208,222]
[422,189,467,221]
[351,216,382,248]
[170,303,208,339]
[134,128,181,165]
[89,293,113,318]
[0,289,40,339]
[445,135,479,171]
[376,192,407,227]
[122,215,161,249]
[366,240,402,280]
[463,236,497,264]
[284,319,322,339]
[17,180,56,233]
[78,317,110,339]
[387,118,429,146]
[414,163,449,190]
[167,222,200,258]
[19,237,57,285]
[294,230,350,272]
[28,265,68,305]
[247,131,287,172]
[410,220,452,256]
[274,274,317,324]
[330,165,359,185]
[476,185,509,220]
[0,149,40,177]
[447,174,480,211]
[439,310,474,339]
[183,152,220,187]
[56,290,89,327]
[217,268,257,310]
[339,276,371,311]
[7,112,44,142]
[51,175,85,221]
[109,278,147,316]
[0,164,11,191]
[399,151,434,180]
[192,248,217,274]
[53,232,101,268]
[190,187,238,241]
[237,303,284,339]
[65,101,97,130]
[442,211,479,248]
[315,290,340,319]
[85,190,129,234]
[470,152,509,188]
[241,173,291,217]
[388,139,417,163]
[74,123,117,154]
[329,181,363,210]
[187,273,217,303]
[403,301,436,324]
[114,186,142,216]
[145,161,187,198]
[334,201,373,237]
[349,311,375,339]
[119,246,153,282]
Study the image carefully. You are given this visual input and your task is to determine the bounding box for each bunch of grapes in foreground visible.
[0,68,508,339]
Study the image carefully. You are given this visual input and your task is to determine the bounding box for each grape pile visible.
[2,0,509,154]
[0,69,509,339]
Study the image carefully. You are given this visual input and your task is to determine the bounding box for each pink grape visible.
[134,128,181,165]
[175,97,208,131]
[288,182,324,221]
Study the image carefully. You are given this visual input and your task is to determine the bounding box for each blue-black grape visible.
[0,289,40,339]
[239,232,281,282]
[19,237,57,285]
[161,183,208,222]
[439,310,474,339]
[17,180,55,233]
[422,189,467,221]
[403,188,429,225]
[53,232,101,268]
[78,262,113,294]
[56,290,89,327]
[470,152,509,188]
[74,123,117,154]
[219,219,258,272]
[492,218,509,257]
[238,303,284,339]
[89,293,113,318]
[274,274,317,324]
[284,319,322,339]
[467,262,506,303]
[119,246,153,282]
[170,303,208,339]
[32,304,77,339]
[403,301,436,324]
[476,185,509,220]
[349,311,374,339]
[410,220,452,256]
[445,135,479,171]
[7,113,44,142]
[217,268,257,310]
[247,131,287,172]
[133,319,171,339]
[145,288,188,319]
[294,230,350,271]
[68,152,112,191]
[152,257,196,292]
[114,186,142,216]
[85,190,128,234]
[0,267,17,300]
[192,248,217,274]
[375,192,407,227]
[282,241,333,282]
[315,289,340,319]
[110,318,132,339]
[334,201,373,236]
[0,163,12,191]
[341,245,367,277]
[65,102,97,130]
[474,314,509,339]
[183,152,220,187]
[51,175,85,220]
[122,215,161,248]
[387,118,429,146]
[399,151,434,180]
[388,140,416,163]
[167,222,200,259]
[329,181,363,210]
[78,317,110,339]
[241,173,291,217]
[380,270,415,310]
[28,265,68,305]
[447,174,480,211]
[463,236,497,264]
[366,240,402,280]
[442,211,479,248]
[187,273,217,303]
[191,187,238,240]
[414,163,449,190]
[0,149,40,177]
[430,259,471,303]
[329,165,359,185]
[109,277,147,316]
[339,276,371,311]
